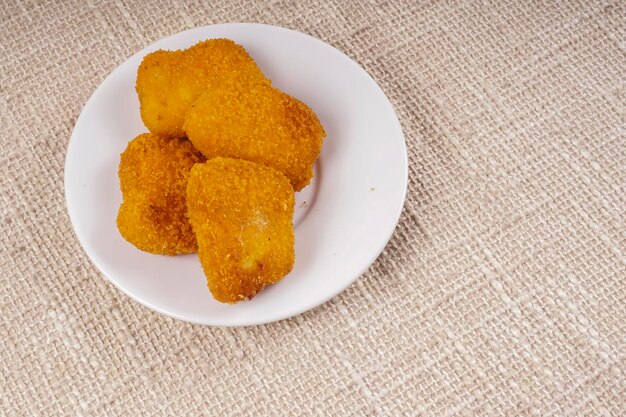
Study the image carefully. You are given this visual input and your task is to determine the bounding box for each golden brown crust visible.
[136,39,269,138]
[117,133,205,255]
[183,83,325,191]
[186,157,295,303]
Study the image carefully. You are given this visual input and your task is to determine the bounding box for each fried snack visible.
[184,83,325,191]
[136,39,269,138]
[117,133,205,255]
[186,157,295,303]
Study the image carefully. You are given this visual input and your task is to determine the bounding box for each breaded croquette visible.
[136,39,269,138]
[186,157,295,303]
[117,133,205,255]
[183,83,325,191]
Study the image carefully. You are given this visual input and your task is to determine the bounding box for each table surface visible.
[2,1,624,416]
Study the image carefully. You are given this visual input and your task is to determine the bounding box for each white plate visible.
[65,23,407,326]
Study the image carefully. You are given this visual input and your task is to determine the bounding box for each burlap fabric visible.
[2,1,625,415]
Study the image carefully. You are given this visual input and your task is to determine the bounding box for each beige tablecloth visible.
[2,1,625,415]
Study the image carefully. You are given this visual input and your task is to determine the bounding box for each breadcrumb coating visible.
[117,133,205,255]
[136,39,269,138]
[186,158,295,303]
[183,83,325,191]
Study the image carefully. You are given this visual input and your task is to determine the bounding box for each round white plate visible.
[65,23,407,326]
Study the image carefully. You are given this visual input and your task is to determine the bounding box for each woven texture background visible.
[2,1,625,415]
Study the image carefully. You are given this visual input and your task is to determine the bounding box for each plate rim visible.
[64,22,408,327]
